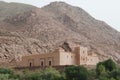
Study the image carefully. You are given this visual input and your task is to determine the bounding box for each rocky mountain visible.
[42,2,120,59]
[0,1,36,20]
[0,1,120,65]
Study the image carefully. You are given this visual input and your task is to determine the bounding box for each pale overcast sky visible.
[3,0,120,31]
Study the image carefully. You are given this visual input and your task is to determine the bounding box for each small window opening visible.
[41,61,44,66]
[30,62,32,67]
[49,61,52,66]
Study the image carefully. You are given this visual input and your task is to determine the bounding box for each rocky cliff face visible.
[0,1,120,65]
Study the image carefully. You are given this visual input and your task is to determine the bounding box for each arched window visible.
[40,58,45,67]
[41,61,44,67]
[49,61,52,66]
[28,59,34,67]
[29,62,32,67]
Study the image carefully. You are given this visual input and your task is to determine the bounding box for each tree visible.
[20,69,42,80]
[96,64,106,76]
[99,76,109,80]
[65,65,88,80]
[0,68,14,75]
[0,74,9,80]
[88,69,97,80]
[104,59,117,72]
[20,67,62,80]
[96,59,119,80]
[110,77,116,80]
[96,59,117,76]
[41,67,62,80]
[110,69,120,80]
[0,68,19,80]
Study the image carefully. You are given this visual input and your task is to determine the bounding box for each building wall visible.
[86,52,99,65]
[74,46,88,65]
[17,46,99,67]
[59,52,76,65]
[18,50,60,67]
[86,56,99,65]
[73,47,80,65]
[79,47,88,65]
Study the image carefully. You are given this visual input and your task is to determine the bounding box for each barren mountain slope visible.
[0,1,36,20]
[42,2,120,60]
[0,8,89,55]
[0,2,120,65]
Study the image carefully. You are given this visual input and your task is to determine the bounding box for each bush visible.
[110,69,120,80]
[20,67,62,80]
[26,72,42,80]
[0,68,14,75]
[110,78,116,80]
[103,59,117,72]
[96,59,117,76]
[99,76,109,80]
[0,74,9,80]
[41,67,62,80]
[88,69,97,80]
[96,59,119,80]
[96,64,106,76]
[0,68,19,80]
[65,65,88,80]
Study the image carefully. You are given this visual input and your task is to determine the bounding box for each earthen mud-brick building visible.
[18,45,99,67]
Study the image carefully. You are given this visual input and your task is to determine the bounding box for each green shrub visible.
[103,59,117,72]
[0,68,14,75]
[0,74,9,80]
[110,69,120,80]
[96,59,117,76]
[96,64,107,76]
[99,76,109,80]
[41,67,62,80]
[65,65,88,80]
[0,68,19,80]
[20,67,62,80]
[88,69,97,80]
[110,78,116,80]
[25,72,41,80]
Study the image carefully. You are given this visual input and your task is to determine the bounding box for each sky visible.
[3,0,120,31]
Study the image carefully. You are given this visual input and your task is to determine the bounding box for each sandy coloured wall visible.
[59,52,76,65]
[17,46,99,67]
[86,56,99,65]
[18,50,60,67]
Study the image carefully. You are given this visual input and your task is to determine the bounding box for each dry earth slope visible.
[0,1,120,65]
[0,1,36,20]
